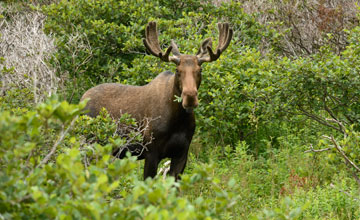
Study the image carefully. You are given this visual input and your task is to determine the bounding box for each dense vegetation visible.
[1,0,359,219]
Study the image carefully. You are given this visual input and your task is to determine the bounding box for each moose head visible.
[143,22,233,112]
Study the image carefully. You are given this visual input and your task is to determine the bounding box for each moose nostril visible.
[181,91,199,109]
[182,90,197,97]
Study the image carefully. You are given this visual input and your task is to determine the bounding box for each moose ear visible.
[169,40,181,65]
[171,40,181,56]
[196,38,212,57]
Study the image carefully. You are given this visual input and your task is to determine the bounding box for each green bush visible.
[41,1,269,102]
[250,26,360,133]
[2,1,360,219]
[198,24,360,150]
[0,97,240,219]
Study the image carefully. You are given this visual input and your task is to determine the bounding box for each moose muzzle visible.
[181,89,198,112]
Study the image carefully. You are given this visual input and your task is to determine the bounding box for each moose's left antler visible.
[197,23,233,64]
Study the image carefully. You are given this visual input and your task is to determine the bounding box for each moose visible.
[81,21,233,180]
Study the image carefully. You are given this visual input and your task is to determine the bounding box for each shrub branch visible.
[37,117,78,168]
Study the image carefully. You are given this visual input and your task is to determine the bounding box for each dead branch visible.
[62,31,93,102]
[111,116,159,162]
[0,6,62,103]
[325,118,347,137]
[304,144,332,153]
[323,89,340,124]
[158,160,171,180]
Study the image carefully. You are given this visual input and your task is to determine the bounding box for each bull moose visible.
[81,21,233,180]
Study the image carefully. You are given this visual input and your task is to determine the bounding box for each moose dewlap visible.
[81,21,233,180]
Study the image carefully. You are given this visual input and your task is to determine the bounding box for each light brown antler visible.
[143,21,180,63]
[197,23,233,64]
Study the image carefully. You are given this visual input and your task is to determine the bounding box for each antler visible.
[197,23,233,64]
[143,21,180,63]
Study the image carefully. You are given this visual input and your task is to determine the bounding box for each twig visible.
[158,160,171,180]
[0,9,61,103]
[323,90,341,129]
[304,144,332,153]
[111,116,159,162]
[325,118,347,137]
[297,105,342,132]
[37,117,78,168]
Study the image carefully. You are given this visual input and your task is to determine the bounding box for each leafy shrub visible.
[187,133,359,219]
[2,1,360,219]
[41,1,270,102]
[208,24,360,151]
[0,97,239,219]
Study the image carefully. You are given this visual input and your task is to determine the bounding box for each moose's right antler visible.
[143,22,180,63]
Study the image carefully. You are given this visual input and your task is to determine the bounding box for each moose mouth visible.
[184,107,194,113]
[182,96,198,113]
[181,93,198,113]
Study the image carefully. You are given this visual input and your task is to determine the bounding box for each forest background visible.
[1,0,360,219]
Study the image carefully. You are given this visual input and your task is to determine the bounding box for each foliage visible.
[187,136,360,219]
[1,0,360,219]
[252,197,307,220]
[197,23,360,148]
[0,97,240,219]
[245,29,360,137]
[41,0,269,102]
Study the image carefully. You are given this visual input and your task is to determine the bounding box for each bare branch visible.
[37,116,78,168]
[323,90,338,121]
[158,160,171,180]
[111,115,160,162]
[0,7,62,103]
[325,118,347,137]
[240,0,359,56]
[61,30,93,102]
[297,105,342,132]
[304,144,332,153]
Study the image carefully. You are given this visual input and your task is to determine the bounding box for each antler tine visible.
[143,21,173,62]
[216,23,232,53]
[198,22,233,63]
